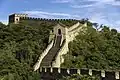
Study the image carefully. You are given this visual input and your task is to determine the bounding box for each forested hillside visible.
[0,21,53,80]
[62,22,120,70]
[0,20,83,80]
[0,19,120,80]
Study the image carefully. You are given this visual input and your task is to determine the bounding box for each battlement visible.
[20,17,79,22]
[39,67,120,80]
[9,13,85,25]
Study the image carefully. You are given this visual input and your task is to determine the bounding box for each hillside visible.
[0,20,120,80]
[62,22,120,70]
[0,21,52,80]
[0,20,83,80]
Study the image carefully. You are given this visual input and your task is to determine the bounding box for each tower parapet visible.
[9,13,28,24]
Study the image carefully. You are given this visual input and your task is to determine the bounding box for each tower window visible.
[58,29,61,35]
[16,19,18,21]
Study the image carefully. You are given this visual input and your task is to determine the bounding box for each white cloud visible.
[90,13,109,24]
[88,12,120,32]
[52,0,120,9]
[0,20,8,25]
[22,10,81,19]
[51,0,73,3]
[86,0,120,6]
[22,10,120,31]
[71,4,94,8]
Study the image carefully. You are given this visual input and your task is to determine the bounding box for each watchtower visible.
[9,13,28,24]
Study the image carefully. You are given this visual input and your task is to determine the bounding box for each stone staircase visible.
[40,35,62,67]
[34,22,87,71]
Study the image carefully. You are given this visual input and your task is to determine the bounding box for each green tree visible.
[62,23,120,70]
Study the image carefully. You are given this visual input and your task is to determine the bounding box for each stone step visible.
[41,36,62,67]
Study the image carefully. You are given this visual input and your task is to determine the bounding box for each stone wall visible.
[34,40,54,71]
[50,22,87,67]
[52,40,68,67]
[68,22,80,31]
[20,17,78,22]
[39,67,120,80]
[68,23,87,42]
[34,21,87,70]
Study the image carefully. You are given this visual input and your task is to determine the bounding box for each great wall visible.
[9,13,120,80]
[39,67,120,80]
[9,13,79,24]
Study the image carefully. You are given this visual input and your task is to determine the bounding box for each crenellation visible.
[40,67,42,72]
[50,67,53,73]
[21,17,26,20]
[36,18,39,20]
[26,17,28,20]
[61,68,68,75]
[81,68,89,75]
[44,67,47,72]
[67,68,70,74]
[54,19,57,21]
[63,19,66,21]
[26,17,30,20]
[42,67,45,72]
[51,19,54,21]
[53,68,58,73]
[68,19,72,21]
[92,69,101,76]
[77,69,81,74]
[89,69,92,76]
[104,71,116,80]
[9,13,82,24]
[32,17,36,20]
[46,18,48,21]
[29,17,32,20]
[46,67,51,72]
[101,70,105,77]
[58,68,61,73]
[57,19,60,21]
[39,67,120,80]
[70,69,77,74]
[115,71,119,79]
[43,18,46,20]
[59,19,62,21]
[35,18,39,20]
[36,18,40,20]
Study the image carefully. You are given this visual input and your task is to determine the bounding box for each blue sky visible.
[0,0,120,31]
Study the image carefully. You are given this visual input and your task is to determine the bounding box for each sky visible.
[0,0,120,31]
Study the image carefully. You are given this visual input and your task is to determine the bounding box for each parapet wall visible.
[39,67,120,80]
[34,40,54,71]
[20,17,79,22]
